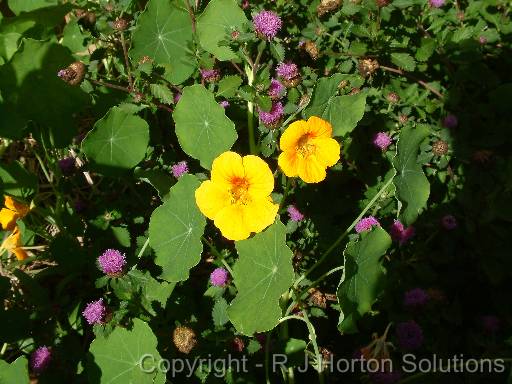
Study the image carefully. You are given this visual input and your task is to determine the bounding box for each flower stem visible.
[245,64,258,154]
[292,174,395,289]
[201,237,234,276]
[136,238,150,259]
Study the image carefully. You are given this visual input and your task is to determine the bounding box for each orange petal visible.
[312,137,340,167]
[306,116,333,138]
[280,120,308,152]
[298,155,327,183]
[4,196,29,217]
[0,208,18,231]
[278,151,300,177]
[13,248,28,261]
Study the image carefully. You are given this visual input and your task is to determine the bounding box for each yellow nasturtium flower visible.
[1,226,28,261]
[278,116,341,183]
[0,195,30,231]
[195,151,278,241]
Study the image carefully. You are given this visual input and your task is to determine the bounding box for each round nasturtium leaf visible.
[148,174,206,282]
[0,356,29,384]
[227,220,295,336]
[173,85,238,170]
[130,0,195,85]
[87,319,165,384]
[82,106,149,175]
[337,227,391,334]
[197,0,248,61]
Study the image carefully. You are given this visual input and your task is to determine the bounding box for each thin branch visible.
[88,78,130,92]
[119,32,133,90]
[230,60,245,77]
[380,65,444,99]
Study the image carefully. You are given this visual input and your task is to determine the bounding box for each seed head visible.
[58,62,86,86]
[112,18,129,31]
[358,58,379,77]
[173,326,197,354]
[317,0,342,16]
[303,40,319,60]
[432,140,448,156]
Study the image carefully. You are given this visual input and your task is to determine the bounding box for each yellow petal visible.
[307,116,333,138]
[4,196,29,217]
[214,205,251,241]
[243,155,274,199]
[2,226,21,251]
[0,208,18,231]
[195,180,230,220]
[278,151,300,177]
[312,137,340,167]
[13,248,28,261]
[211,151,244,189]
[243,197,278,234]
[280,120,308,152]
[298,155,327,183]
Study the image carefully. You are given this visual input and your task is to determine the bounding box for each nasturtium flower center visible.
[278,116,341,183]
[195,151,278,241]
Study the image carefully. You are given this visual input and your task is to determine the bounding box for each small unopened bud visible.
[58,62,86,86]
[338,80,349,89]
[308,288,327,309]
[375,0,391,7]
[112,18,129,31]
[76,10,96,26]
[138,55,152,65]
[231,337,245,352]
[398,114,408,124]
[387,92,400,103]
[231,30,240,40]
[358,58,379,77]
[173,326,197,354]
[349,88,361,95]
[432,140,448,156]
[298,94,310,108]
[304,40,319,60]
[317,0,342,17]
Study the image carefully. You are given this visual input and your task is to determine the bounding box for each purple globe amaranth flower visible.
[481,315,500,334]
[83,299,106,325]
[30,346,52,373]
[242,0,249,9]
[479,36,487,44]
[396,320,424,351]
[373,132,392,151]
[287,205,304,222]
[276,62,299,81]
[369,371,402,384]
[442,114,458,128]
[268,78,285,99]
[210,267,229,287]
[258,101,283,127]
[58,157,75,176]
[200,68,220,82]
[171,161,189,178]
[429,0,445,7]
[98,249,126,276]
[355,216,380,233]
[253,10,282,40]
[404,288,429,309]
[389,220,415,244]
[219,100,230,109]
[441,214,457,230]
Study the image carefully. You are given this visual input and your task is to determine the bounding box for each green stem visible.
[0,343,7,356]
[245,64,257,154]
[279,177,291,210]
[292,174,395,289]
[301,309,323,378]
[136,238,150,259]
[265,332,271,384]
[201,237,234,276]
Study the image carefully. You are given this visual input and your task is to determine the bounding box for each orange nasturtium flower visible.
[1,226,28,261]
[278,116,341,183]
[195,151,278,241]
[0,195,30,231]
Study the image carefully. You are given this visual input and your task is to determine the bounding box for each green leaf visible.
[8,0,57,14]
[149,83,174,104]
[82,106,149,175]
[0,357,29,384]
[0,160,37,198]
[0,33,21,63]
[337,227,391,334]
[390,53,416,71]
[392,124,430,225]
[270,41,285,62]
[212,297,230,327]
[144,277,175,315]
[227,220,294,335]
[61,20,85,54]
[130,0,195,84]
[304,74,367,136]
[197,0,248,61]
[148,174,206,282]
[87,319,165,384]
[134,168,174,200]
[0,39,89,146]
[217,75,242,98]
[173,85,238,169]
